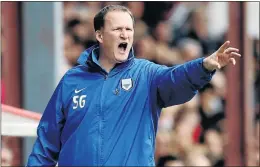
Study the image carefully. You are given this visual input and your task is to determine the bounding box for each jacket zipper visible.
[99,72,107,165]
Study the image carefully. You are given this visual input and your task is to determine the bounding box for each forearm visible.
[155,57,215,107]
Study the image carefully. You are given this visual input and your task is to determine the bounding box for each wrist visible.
[203,58,215,72]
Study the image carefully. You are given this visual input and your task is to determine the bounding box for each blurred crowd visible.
[64,2,225,67]
[1,2,259,166]
[63,2,259,167]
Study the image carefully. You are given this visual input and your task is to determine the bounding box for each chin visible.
[116,57,128,63]
[115,53,129,63]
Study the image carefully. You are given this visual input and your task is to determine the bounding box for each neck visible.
[98,48,116,73]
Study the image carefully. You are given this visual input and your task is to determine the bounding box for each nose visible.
[120,29,128,39]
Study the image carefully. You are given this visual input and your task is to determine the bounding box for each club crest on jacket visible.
[121,78,133,91]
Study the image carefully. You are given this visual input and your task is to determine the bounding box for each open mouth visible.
[118,42,128,52]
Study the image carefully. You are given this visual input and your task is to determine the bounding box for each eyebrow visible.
[112,26,133,29]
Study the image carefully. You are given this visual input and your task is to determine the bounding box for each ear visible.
[95,30,103,43]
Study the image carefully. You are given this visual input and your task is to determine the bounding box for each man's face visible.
[99,11,134,63]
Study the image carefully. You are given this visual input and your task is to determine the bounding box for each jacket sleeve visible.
[27,77,66,166]
[150,57,215,108]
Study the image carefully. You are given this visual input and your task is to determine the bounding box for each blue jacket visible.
[27,45,214,166]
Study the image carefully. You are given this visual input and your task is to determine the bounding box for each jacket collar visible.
[77,44,135,74]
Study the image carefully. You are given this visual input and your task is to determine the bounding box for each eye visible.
[113,28,121,31]
[126,28,133,31]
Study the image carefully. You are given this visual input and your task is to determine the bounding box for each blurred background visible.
[1,1,259,166]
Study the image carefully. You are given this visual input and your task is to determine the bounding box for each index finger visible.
[218,41,230,52]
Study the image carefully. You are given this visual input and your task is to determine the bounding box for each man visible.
[27,5,241,166]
